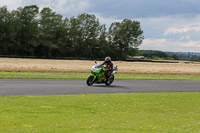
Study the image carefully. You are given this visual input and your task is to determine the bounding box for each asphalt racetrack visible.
[0,79,200,96]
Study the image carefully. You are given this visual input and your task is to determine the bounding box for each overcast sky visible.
[1,0,200,52]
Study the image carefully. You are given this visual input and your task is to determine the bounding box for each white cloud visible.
[164,24,200,35]
[179,35,191,41]
[94,13,122,27]
[163,15,200,35]
[140,38,200,52]
[179,40,200,48]
[0,0,22,10]
[54,0,91,16]
[0,0,91,16]
[141,38,168,50]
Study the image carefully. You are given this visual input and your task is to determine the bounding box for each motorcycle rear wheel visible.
[105,75,114,86]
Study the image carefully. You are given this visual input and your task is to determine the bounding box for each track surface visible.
[0,79,200,96]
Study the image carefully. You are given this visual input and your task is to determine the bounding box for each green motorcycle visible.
[86,60,118,86]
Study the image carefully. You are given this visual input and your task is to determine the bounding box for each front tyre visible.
[87,76,95,86]
[105,75,114,86]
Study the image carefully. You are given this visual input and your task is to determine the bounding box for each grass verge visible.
[0,93,200,133]
[0,71,200,81]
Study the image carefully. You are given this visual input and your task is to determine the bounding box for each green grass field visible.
[0,93,200,133]
[1,71,200,81]
[1,72,200,132]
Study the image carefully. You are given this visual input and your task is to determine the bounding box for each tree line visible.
[0,5,144,60]
[137,50,179,60]
[136,50,200,61]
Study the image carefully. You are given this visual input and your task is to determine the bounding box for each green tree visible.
[69,13,103,57]
[37,7,63,57]
[94,24,109,59]
[58,17,71,57]
[14,5,39,56]
[0,5,145,60]
[0,6,10,55]
[171,54,179,60]
[137,50,169,59]
[0,6,22,56]
[108,19,144,60]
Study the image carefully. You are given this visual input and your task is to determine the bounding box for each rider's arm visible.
[101,61,106,66]
[109,63,113,71]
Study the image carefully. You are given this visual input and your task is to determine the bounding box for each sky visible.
[1,0,200,52]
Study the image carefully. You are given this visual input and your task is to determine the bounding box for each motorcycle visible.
[86,60,118,86]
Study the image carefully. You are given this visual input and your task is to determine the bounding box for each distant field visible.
[0,58,200,75]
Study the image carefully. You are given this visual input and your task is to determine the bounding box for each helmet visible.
[105,56,111,63]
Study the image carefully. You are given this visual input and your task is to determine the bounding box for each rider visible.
[101,56,113,80]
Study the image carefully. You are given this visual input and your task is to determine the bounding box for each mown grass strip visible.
[0,93,200,133]
[0,72,88,79]
[0,71,200,81]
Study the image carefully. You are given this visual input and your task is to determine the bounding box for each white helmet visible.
[105,56,111,63]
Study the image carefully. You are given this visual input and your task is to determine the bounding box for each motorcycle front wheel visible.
[87,75,95,86]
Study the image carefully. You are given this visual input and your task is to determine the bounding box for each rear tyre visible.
[87,76,95,86]
[105,75,114,86]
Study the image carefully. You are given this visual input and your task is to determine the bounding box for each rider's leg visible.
[106,71,112,80]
